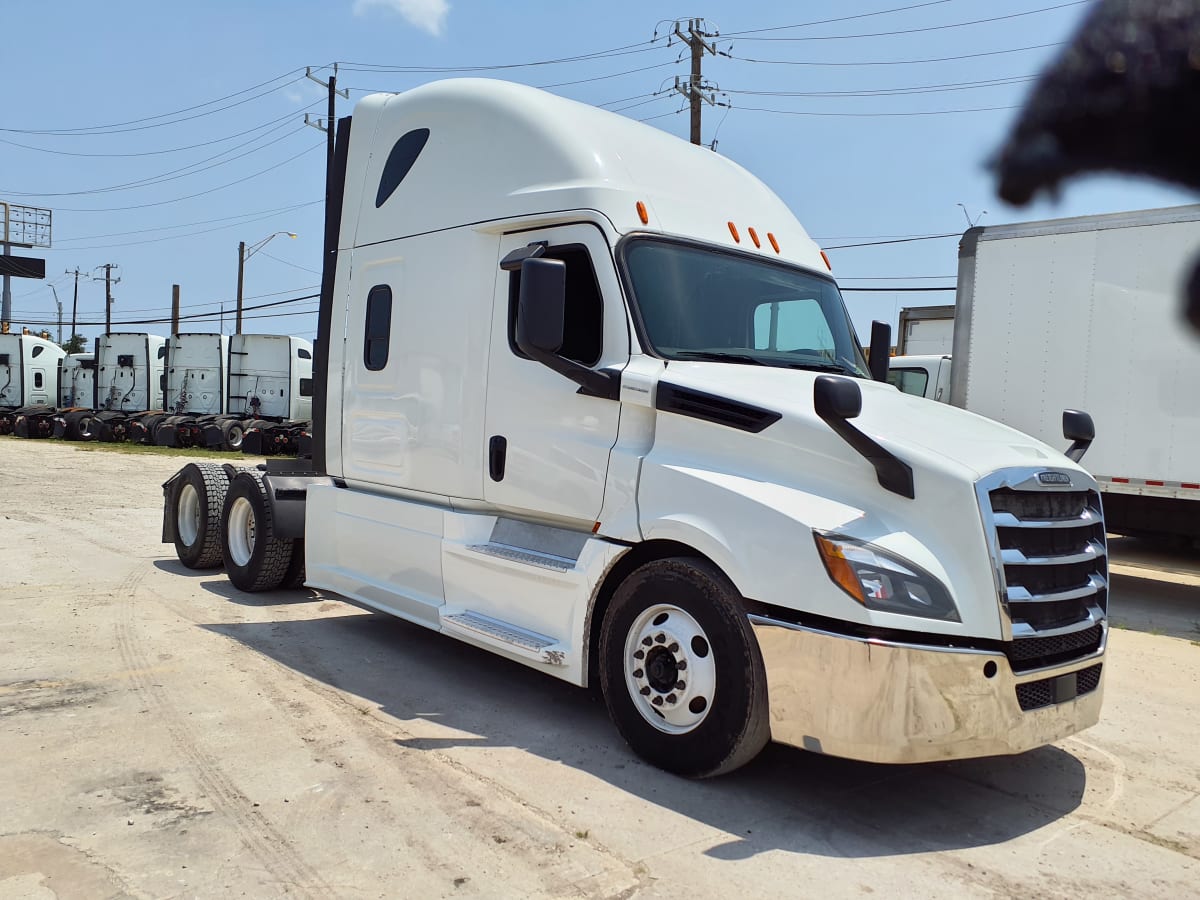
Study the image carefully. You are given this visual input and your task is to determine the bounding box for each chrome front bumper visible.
[749,616,1105,764]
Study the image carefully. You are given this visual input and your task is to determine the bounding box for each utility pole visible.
[48,285,63,345]
[171,284,180,335]
[93,264,120,332]
[66,266,82,345]
[671,19,719,145]
[236,241,245,334]
[305,64,349,208]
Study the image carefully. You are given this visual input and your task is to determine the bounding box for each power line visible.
[51,142,323,213]
[723,75,1035,99]
[729,41,1064,67]
[722,0,960,36]
[1,123,307,198]
[824,233,960,249]
[12,292,320,328]
[0,104,320,158]
[726,1,1089,42]
[54,200,321,244]
[0,69,308,136]
[336,41,661,74]
[735,104,1017,117]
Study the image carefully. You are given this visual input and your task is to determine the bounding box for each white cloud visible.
[353,0,449,36]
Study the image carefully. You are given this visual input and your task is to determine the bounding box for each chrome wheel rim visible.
[623,604,716,734]
[227,496,256,567]
[177,483,200,546]
[227,424,243,450]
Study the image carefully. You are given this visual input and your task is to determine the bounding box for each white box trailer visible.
[895,305,955,356]
[951,206,1200,541]
[161,79,1111,776]
[0,333,66,436]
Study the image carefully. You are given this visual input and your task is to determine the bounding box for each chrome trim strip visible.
[1010,607,1105,638]
[1007,573,1107,604]
[992,507,1102,529]
[1001,540,1105,567]
[745,614,998,658]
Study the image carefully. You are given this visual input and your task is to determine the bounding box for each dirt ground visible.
[0,437,1197,899]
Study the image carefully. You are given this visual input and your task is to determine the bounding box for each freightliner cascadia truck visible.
[161,80,1110,777]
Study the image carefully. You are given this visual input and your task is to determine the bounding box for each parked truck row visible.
[0,330,313,454]
[160,79,1111,777]
[890,205,1200,544]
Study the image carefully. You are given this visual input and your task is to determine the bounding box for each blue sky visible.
[2,0,1193,345]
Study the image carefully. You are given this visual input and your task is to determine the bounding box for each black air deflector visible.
[656,382,781,433]
[375,128,430,208]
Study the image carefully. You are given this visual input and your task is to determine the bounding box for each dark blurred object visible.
[992,0,1200,331]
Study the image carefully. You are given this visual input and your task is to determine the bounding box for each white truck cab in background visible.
[163,79,1110,777]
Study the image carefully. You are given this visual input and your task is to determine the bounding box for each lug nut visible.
[677,660,687,671]
[652,696,663,706]
[640,686,651,696]
[675,680,686,690]
[642,637,652,647]
[668,642,679,653]
[633,669,644,678]
[634,649,645,660]
[666,694,677,704]
[654,634,666,643]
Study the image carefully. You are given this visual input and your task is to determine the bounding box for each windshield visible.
[621,238,870,377]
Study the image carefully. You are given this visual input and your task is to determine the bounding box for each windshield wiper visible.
[671,351,768,366]
[779,361,860,375]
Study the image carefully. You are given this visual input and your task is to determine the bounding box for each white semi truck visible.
[0,333,65,437]
[54,333,167,441]
[895,206,1200,543]
[161,79,1110,776]
[59,352,96,409]
[202,333,314,454]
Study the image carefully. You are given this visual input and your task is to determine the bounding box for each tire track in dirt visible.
[111,566,334,899]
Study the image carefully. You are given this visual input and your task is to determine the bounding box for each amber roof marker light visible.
[767,232,780,253]
[727,221,741,243]
[748,227,761,248]
[636,201,649,225]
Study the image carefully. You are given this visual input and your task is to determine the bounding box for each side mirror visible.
[814,375,914,498]
[814,374,862,420]
[868,320,891,383]
[515,257,566,357]
[1062,409,1094,463]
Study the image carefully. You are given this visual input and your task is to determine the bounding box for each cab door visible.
[483,223,629,525]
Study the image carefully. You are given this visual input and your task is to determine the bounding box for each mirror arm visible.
[521,343,621,400]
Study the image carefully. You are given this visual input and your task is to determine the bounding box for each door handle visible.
[489,435,507,482]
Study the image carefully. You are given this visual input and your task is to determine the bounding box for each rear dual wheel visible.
[221,471,295,592]
[168,463,229,569]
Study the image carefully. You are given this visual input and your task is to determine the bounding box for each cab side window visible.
[508,245,603,366]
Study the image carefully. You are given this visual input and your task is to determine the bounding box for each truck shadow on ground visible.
[206,606,1090,862]
[152,560,322,605]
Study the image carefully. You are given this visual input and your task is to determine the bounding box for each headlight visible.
[813,532,960,622]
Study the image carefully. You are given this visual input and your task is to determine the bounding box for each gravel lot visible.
[1,437,1197,899]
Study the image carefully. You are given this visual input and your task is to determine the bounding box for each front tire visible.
[599,557,770,778]
[221,471,294,592]
[168,462,230,569]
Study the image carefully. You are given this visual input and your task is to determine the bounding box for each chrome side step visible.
[441,610,567,666]
[464,542,574,572]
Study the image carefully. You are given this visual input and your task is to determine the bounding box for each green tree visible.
[61,333,87,354]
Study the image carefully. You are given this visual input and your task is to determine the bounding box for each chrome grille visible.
[978,471,1108,674]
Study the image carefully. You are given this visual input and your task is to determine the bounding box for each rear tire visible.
[74,411,96,441]
[283,539,306,589]
[168,462,230,569]
[599,557,770,778]
[221,471,294,592]
[220,418,246,451]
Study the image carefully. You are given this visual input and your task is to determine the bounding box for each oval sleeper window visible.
[376,128,431,208]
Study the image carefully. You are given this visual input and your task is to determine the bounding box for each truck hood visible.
[657,361,1087,482]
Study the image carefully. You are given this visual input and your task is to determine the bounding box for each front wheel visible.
[221,471,294,592]
[599,557,770,778]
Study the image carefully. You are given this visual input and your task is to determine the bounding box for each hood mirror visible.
[1062,409,1094,462]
